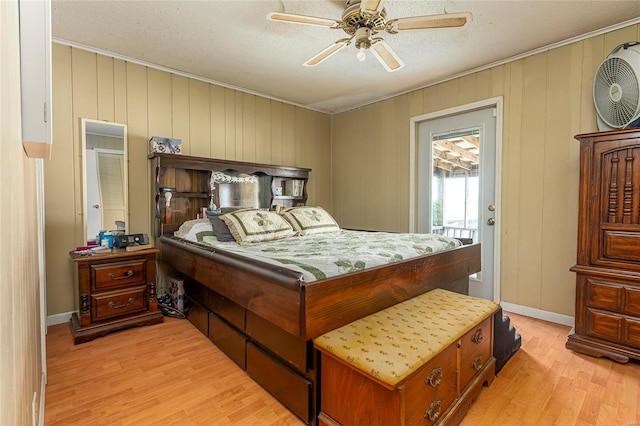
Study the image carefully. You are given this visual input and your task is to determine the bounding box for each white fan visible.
[268,0,471,72]
[593,41,640,131]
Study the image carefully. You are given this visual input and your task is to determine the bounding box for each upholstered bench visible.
[313,289,500,426]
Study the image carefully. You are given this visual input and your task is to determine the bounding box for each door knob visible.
[487,218,495,226]
[93,204,100,209]
[487,204,496,212]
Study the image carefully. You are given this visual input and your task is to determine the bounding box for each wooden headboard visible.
[148,153,311,236]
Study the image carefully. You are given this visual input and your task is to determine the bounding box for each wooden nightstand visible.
[69,247,164,344]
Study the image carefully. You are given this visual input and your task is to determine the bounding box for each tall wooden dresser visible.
[567,128,640,363]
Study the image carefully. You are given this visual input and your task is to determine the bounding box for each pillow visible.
[206,212,236,242]
[173,218,215,243]
[279,206,340,235]
[220,209,295,244]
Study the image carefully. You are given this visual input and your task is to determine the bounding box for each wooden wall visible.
[0,1,44,424]
[331,24,640,317]
[46,44,331,316]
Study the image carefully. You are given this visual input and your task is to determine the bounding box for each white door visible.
[416,106,498,300]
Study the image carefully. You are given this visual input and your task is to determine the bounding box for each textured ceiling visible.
[52,0,640,114]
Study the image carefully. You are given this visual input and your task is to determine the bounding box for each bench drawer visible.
[404,343,458,424]
[459,317,492,389]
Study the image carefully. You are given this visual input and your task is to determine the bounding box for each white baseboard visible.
[47,311,74,326]
[500,302,574,327]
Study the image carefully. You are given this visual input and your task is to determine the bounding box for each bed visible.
[161,219,480,340]
[151,154,481,423]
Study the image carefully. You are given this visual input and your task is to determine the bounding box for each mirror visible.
[81,119,128,244]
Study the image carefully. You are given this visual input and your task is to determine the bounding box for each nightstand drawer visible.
[92,259,146,291]
[91,286,147,321]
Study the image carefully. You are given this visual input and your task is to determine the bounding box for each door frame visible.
[409,97,503,303]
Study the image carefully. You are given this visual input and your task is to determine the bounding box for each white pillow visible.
[174,218,214,243]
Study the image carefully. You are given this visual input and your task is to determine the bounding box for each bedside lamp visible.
[161,188,176,223]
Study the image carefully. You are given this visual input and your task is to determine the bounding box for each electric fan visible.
[593,41,640,131]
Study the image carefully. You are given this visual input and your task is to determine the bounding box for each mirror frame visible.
[81,118,128,244]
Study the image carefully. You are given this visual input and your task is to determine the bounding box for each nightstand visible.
[69,247,164,344]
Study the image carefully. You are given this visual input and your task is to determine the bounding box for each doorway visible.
[410,98,502,301]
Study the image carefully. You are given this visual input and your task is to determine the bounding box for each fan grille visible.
[594,57,640,128]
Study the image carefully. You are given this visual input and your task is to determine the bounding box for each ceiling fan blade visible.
[387,12,472,33]
[267,12,339,28]
[360,0,384,14]
[370,39,404,72]
[303,40,349,67]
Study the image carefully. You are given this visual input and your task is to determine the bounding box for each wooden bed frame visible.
[161,235,480,340]
[151,153,482,424]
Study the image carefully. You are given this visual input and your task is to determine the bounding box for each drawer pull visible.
[471,328,484,344]
[423,398,441,422]
[108,298,134,309]
[425,366,443,387]
[472,355,484,371]
[108,270,134,280]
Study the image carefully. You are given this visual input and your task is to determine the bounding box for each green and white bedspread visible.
[185,227,462,283]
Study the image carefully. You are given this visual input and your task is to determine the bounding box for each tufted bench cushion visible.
[313,288,499,388]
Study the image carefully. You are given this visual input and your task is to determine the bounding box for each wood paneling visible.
[125,62,150,236]
[48,44,77,315]
[96,55,114,122]
[46,44,331,316]
[331,23,640,317]
[1,4,45,424]
[189,79,210,158]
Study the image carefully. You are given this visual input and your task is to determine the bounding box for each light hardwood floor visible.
[45,313,640,425]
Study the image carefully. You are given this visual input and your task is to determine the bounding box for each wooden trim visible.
[22,141,52,160]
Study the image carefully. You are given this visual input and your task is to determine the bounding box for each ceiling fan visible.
[268,0,472,72]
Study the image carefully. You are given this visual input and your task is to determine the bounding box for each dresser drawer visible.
[92,259,146,291]
[404,343,457,425]
[587,307,640,347]
[90,286,147,321]
[587,278,640,317]
[459,317,492,389]
[587,308,623,343]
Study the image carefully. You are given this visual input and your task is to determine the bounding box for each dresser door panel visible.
[603,231,640,263]
[591,143,640,271]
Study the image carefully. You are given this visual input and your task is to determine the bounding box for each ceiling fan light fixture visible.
[268,1,471,72]
[356,47,367,62]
